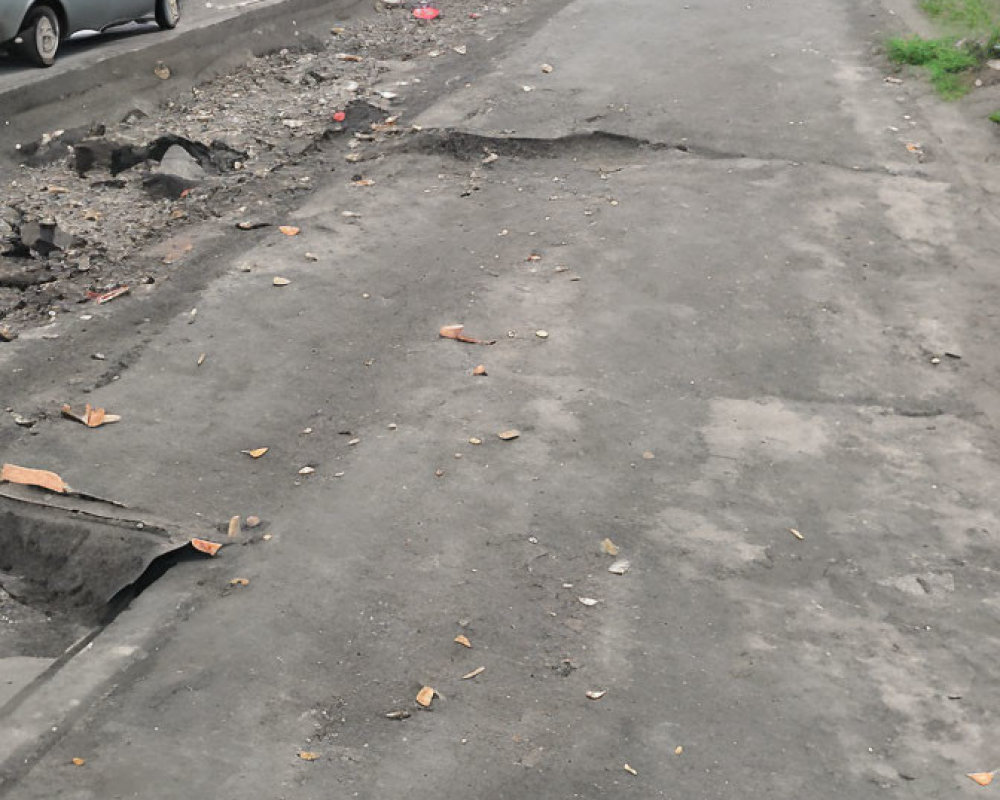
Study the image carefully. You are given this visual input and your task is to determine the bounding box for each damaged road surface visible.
[6,0,1000,797]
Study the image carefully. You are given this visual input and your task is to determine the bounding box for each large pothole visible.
[0,494,193,665]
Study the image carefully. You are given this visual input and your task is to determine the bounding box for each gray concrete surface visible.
[4,0,1000,796]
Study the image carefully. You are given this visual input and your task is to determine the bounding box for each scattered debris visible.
[439,323,496,345]
[968,771,995,786]
[297,751,320,762]
[473,365,488,376]
[608,559,631,575]
[454,634,472,648]
[191,538,223,556]
[788,527,804,541]
[497,429,520,440]
[86,286,130,305]
[461,666,485,679]
[61,403,121,428]
[246,515,261,528]
[535,329,549,339]
[641,450,655,460]
[273,276,292,286]
[412,5,440,19]
[416,686,437,707]
[71,757,85,767]
[578,597,599,607]
[197,353,207,366]
[385,710,411,720]
[278,226,300,236]
[600,537,619,556]
[299,466,315,475]
[0,327,16,342]
[153,62,171,80]
[623,764,638,776]
[469,437,482,445]
[229,577,250,586]
[674,746,683,755]
[242,447,269,458]
[228,515,241,537]
[0,463,69,493]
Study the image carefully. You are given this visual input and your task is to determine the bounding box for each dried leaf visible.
[461,666,486,680]
[788,528,804,540]
[585,689,606,700]
[608,559,631,575]
[242,447,269,458]
[191,538,222,556]
[968,772,995,786]
[298,751,320,761]
[578,597,599,607]
[229,577,250,586]
[278,226,300,236]
[273,277,291,286]
[61,404,120,428]
[439,324,496,345]
[71,757,85,766]
[454,634,472,648]
[600,537,619,556]
[385,710,411,720]
[497,429,520,441]
[227,516,241,537]
[623,764,638,776]
[1,463,69,493]
[416,686,436,707]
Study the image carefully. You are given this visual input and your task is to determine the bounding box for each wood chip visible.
[623,764,638,776]
[789,528,804,540]
[454,634,472,648]
[243,447,269,458]
[71,757,85,766]
[461,666,486,680]
[191,538,222,556]
[497,429,520,440]
[298,751,320,761]
[600,537,619,556]
[278,226,300,236]
[0,463,69,493]
[273,277,291,286]
[416,686,436,707]
[968,772,995,786]
[385,710,411,720]
[227,515,241,537]
[197,352,206,366]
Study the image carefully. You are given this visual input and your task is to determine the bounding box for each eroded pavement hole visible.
[0,494,202,662]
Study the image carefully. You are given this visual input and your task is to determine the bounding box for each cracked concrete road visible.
[4,0,1000,796]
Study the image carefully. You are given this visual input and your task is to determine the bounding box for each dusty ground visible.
[4,0,1000,797]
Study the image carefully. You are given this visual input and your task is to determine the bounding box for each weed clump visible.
[887,36,980,98]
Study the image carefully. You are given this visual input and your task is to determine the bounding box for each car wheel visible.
[18,5,60,68]
[155,0,180,30]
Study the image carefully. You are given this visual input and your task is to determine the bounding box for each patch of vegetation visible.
[888,0,1000,101]
[887,35,981,98]
[989,109,1000,122]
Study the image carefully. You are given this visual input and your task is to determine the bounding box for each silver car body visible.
[0,0,156,46]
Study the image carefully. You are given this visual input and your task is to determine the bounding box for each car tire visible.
[18,5,60,68]
[155,0,180,30]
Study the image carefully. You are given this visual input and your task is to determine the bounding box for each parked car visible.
[0,0,180,67]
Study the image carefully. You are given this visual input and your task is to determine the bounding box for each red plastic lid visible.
[413,6,440,19]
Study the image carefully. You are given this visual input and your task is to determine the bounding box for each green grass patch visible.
[990,109,1000,122]
[889,0,1000,99]
[887,35,981,98]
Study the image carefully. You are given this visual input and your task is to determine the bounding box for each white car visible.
[0,0,180,67]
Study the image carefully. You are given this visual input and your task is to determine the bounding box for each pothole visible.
[0,494,197,667]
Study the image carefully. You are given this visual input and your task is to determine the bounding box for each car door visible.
[67,0,149,33]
